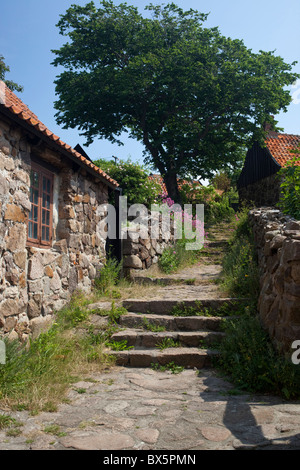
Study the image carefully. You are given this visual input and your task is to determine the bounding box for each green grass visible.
[170,300,249,318]
[0,292,120,412]
[43,424,67,437]
[105,340,134,351]
[142,317,166,332]
[217,314,300,400]
[219,207,260,307]
[158,230,206,275]
[0,413,23,436]
[94,255,123,295]
[216,207,300,400]
[151,361,184,374]
[155,338,181,350]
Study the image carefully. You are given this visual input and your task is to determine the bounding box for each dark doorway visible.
[105,187,123,263]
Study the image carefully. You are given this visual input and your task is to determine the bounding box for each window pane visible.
[42,209,50,226]
[28,221,33,238]
[34,189,39,205]
[29,221,38,240]
[42,193,50,209]
[30,187,39,205]
[28,166,53,245]
[43,176,51,194]
[31,171,39,188]
[33,206,38,222]
[42,226,50,242]
[33,223,38,239]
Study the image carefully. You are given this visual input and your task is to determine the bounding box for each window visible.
[27,162,54,247]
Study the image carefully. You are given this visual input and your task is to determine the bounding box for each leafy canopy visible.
[52,1,299,201]
[278,147,300,220]
[0,55,23,92]
[93,157,162,206]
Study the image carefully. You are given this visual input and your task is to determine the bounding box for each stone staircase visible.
[108,222,245,370]
[109,298,242,369]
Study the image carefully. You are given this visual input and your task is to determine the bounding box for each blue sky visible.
[1,0,300,168]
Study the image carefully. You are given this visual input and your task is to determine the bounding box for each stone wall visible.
[122,215,175,278]
[239,173,280,207]
[249,208,300,354]
[0,117,108,341]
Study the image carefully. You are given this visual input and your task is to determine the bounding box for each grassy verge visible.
[217,314,300,400]
[0,253,155,413]
[216,207,300,400]
[0,291,122,413]
[219,207,260,306]
[158,238,199,274]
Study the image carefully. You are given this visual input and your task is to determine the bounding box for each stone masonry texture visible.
[249,208,300,354]
[0,117,110,341]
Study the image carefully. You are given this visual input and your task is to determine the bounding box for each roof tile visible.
[149,174,202,195]
[0,82,118,187]
[266,133,300,167]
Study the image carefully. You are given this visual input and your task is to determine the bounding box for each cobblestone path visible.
[1,367,300,451]
[1,223,300,451]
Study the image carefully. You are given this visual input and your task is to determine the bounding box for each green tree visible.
[0,55,23,92]
[52,1,299,203]
[210,171,231,192]
[278,147,300,220]
[93,157,161,206]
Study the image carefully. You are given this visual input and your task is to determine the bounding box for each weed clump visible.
[0,292,120,412]
[94,255,123,295]
[217,314,300,400]
[220,207,259,308]
[217,207,300,400]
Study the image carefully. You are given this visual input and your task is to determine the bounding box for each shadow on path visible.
[200,373,300,450]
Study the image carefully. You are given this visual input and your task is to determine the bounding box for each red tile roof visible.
[0,81,119,187]
[148,174,202,195]
[148,174,167,193]
[266,133,300,167]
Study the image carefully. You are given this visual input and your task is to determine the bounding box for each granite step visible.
[109,347,220,369]
[129,276,217,286]
[205,240,230,248]
[119,312,228,332]
[108,230,244,370]
[109,311,228,369]
[122,297,244,315]
[110,328,225,349]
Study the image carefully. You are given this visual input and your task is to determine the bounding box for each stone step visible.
[110,328,225,348]
[130,277,217,286]
[109,347,219,369]
[130,263,222,285]
[119,312,228,332]
[206,240,230,248]
[122,298,243,315]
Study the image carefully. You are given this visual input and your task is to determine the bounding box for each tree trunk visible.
[163,170,182,205]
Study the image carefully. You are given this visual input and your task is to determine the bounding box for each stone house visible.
[237,129,300,207]
[0,81,119,341]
